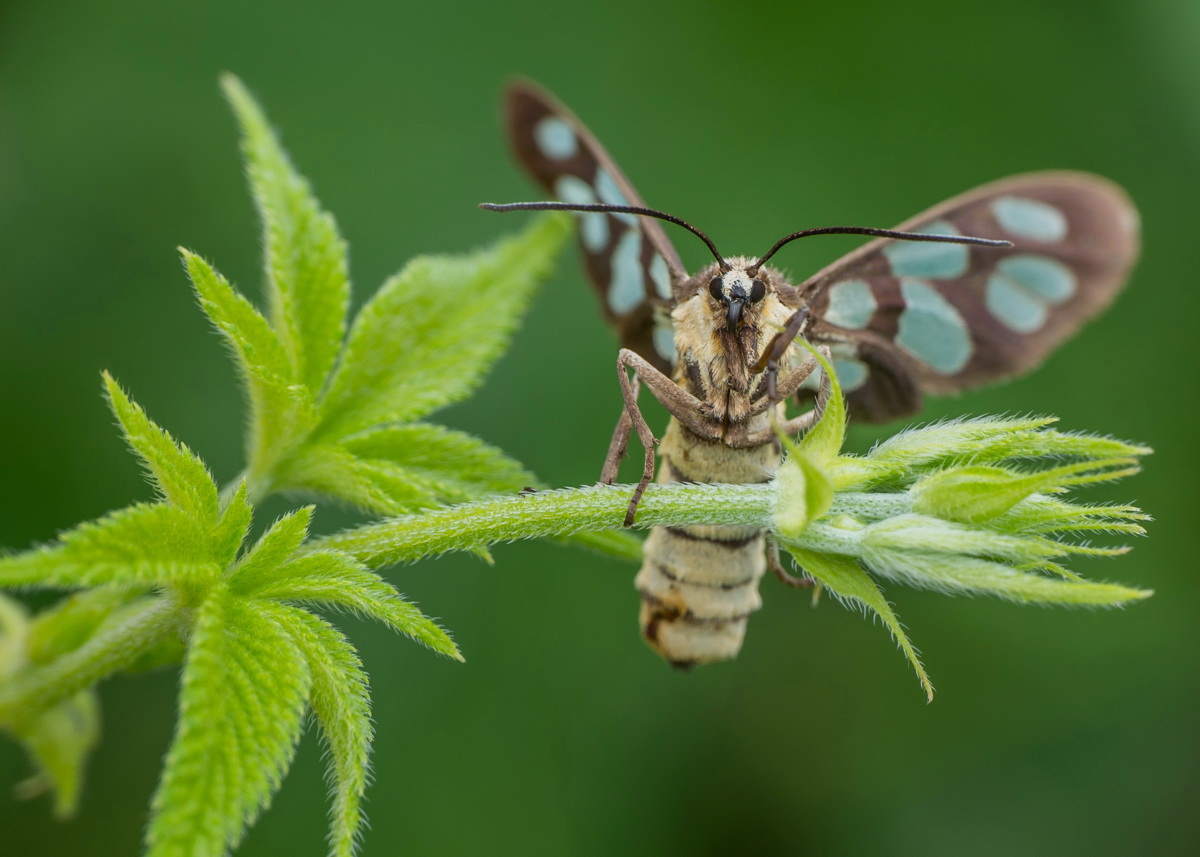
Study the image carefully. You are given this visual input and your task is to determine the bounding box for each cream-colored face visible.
[671,259,799,423]
[705,266,767,333]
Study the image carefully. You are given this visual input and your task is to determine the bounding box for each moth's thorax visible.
[672,259,798,423]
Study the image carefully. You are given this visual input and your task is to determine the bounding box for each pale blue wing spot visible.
[555,174,595,205]
[594,168,639,225]
[534,116,578,160]
[896,278,972,374]
[997,255,1076,304]
[554,175,609,252]
[884,220,968,279]
[824,279,877,330]
[833,357,870,392]
[986,274,1049,333]
[653,322,677,363]
[609,230,645,314]
[649,254,672,299]
[992,196,1068,243]
[580,213,610,252]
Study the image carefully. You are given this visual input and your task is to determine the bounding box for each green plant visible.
[0,77,1151,856]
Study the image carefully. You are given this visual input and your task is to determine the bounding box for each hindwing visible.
[799,172,1139,421]
[503,80,684,372]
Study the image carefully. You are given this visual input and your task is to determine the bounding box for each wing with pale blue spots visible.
[798,172,1139,422]
[504,80,686,372]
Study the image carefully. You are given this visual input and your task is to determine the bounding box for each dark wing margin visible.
[798,171,1139,422]
[503,80,686,372]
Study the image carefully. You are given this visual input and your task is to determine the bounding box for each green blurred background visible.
[1,1,1197,854]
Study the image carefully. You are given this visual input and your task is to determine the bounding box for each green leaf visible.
[212,481,254,565]
[911,459,1142,525]
[184,249,318,483]
[102,373,218,525]
[793,339,847,469]
[260,603,371,857]
[0,598,177,730]
[343,424,534,505]
[279,424,535,516]
[862,514,1070,566]
[273,444,399,514]
[220,74,350,396]
[784,547,933,701]
[861,552,1153,605]
[866,416,1058,472]
[26,586,146,664]
[0,504,220,589]
[995,497,1150,537]
[240,550,462,661]
[316,212,570,439]
[227,507,314,592]
[11,689,100,819]
[0,592,27,675]
[147,587,312,857]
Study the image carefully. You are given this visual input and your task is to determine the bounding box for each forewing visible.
[798,171,1139,421]
[503,80,685,371]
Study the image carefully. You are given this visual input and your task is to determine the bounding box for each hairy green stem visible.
[0,598,179,729]
[314,482,776,567]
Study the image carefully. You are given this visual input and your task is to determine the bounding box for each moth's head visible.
[697,257,777,333]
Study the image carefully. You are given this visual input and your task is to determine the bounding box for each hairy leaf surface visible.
[103,373,218,525]
[185,250,318,480]
[260,603,371,857]
[147,587,311,857]
[221,74,350,396]
[0,504,218,589]
[317,212,569,439]
[241,551,461,660]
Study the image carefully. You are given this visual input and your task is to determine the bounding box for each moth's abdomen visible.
[636,419,778,667]
[636,525,766,667]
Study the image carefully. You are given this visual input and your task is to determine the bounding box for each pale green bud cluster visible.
[770,345,1151,699]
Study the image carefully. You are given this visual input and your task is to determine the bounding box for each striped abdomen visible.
[635,416,780,667]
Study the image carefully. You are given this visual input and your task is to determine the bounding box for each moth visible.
[486,80,1140,668]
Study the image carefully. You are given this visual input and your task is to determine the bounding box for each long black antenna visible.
[480,201,728,270]
[482,201,1013,276]
[751,226,1011,273]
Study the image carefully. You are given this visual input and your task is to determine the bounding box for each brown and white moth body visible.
[636,257,805,665]
[494,80,1140,668]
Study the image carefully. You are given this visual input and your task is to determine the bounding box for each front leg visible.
[600,376,637,486]
[751,306,809,406]
[607,349,727,526]
[747,355,821,418]
[739,355,834,447]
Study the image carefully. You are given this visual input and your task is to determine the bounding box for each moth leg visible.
[740,358,833,446]
[768,542,813,589]
[600,377,637,485]
[616,349,725,441]
[751,307,809,407]
[747,355,821,418]
[607,352,658,526]
[739,409,820,447]
[611,349,727,526]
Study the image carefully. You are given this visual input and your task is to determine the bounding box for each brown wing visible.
[798,171,1139,421]
[503,80,686,372]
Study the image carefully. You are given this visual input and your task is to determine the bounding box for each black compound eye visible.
[708,276,725,301]
[750,279,766,303]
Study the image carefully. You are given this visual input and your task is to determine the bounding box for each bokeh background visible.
[1,1,1197,855]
